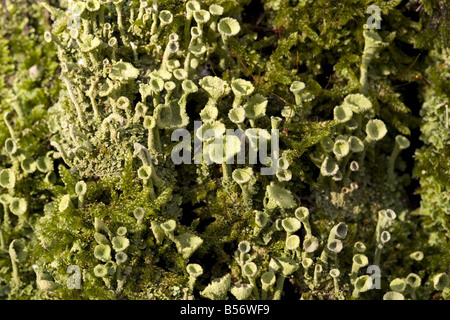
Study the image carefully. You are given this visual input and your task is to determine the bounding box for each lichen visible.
[0,0,449,301]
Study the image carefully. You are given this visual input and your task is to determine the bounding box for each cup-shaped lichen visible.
[320,156,339,177]
[9,239,27,263]
[237,240,251,264]
[409,251,424,261]
[112,236,130,252]
[174,233,203,259]
[159,10,173,27]
[390,278,406,292]
[230,283,253,300]
[333,139,350,160]
[186,0,200,20]
[5,138,18,155]
[187,263,203,291]
[199,76,230,104]
[244,94,267,125]
[21,158,36,174]
[241,263,258,297]
[405,273,421,299]
[161,220,177,240]
[342,94,373,115]
[352,275,373,299]
[200,274,231,300]
[133,207,145,223]
[94,264,108,278]
[217,17,240,44]
[281,218,301,236]
[58,195,73,213]
[286,235,300,251]
[433,273,449,291]
[9,198,27,216]
[328,222,348,242]
[194,10,210,27]
[150,221,165,244]
[265,182,296,210]
[365,119,387,142]
[353,242,367,254]
[115,252,128,265]
[329,269,341,299]
[116,226,128,236]
[260,271,276,300]
[289,81,306,106]
[348,136,364,153]
[231,79,254,108]
[383,291,405,300]
[229,107,246,125]
[75,181,87,197]
[350,254,369,283]
[334,105,353,123]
